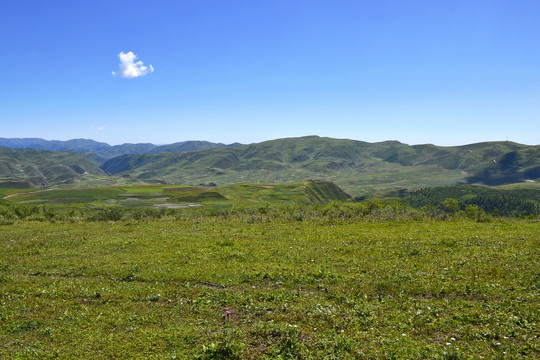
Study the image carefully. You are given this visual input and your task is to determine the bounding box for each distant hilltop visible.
[0,136,538,197]
[0,137,243,160]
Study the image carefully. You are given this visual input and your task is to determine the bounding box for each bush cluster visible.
[1,197,537,225]
[0,203,72,223]
[406,186,540,217]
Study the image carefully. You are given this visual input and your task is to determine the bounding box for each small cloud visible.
[112,51,154,78]
[97,125,107,132]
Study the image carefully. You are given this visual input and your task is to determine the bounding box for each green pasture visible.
[0,217,538,359]
[2,181,345,210]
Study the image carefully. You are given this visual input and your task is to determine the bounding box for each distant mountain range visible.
[0,136,538,197]
[0,137,242,160]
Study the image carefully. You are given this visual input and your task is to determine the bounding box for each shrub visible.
[87,207,124,222]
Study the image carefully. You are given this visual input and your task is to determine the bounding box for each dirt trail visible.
[3,188,54,200]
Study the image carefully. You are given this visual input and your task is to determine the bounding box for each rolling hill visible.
[465,147,540,185]
[1,136,539,197]
[100,136,540,197]
[0,147,107,187]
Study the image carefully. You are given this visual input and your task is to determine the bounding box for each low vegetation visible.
[2,181,350,211]
[0,201,538,359]
[1,178,538,358]
[405,185,540,217]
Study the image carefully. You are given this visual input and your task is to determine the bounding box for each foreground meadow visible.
[0,216,538,359]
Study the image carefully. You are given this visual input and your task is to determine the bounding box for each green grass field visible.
[3,181,350,211]
[1,215,538,359]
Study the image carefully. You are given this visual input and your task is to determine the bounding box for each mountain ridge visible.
[1,136,538,196]
[0,137,242,160]
[99,136,540,196]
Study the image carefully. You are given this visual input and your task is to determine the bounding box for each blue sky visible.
[1,0,539,146]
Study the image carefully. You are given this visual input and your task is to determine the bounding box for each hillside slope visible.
[465,147,540,185]
[0,147,107,187]
[100,136,540,197]
[2,136,539,197]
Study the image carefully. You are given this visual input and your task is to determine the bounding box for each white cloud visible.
[97,125,107,132]
[112,51,154,78]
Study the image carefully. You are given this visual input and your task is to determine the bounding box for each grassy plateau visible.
[0,209,538,359]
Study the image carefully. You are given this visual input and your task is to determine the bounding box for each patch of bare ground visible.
[3,188,54,200]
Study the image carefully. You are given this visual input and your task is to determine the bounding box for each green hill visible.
[100,136,540,197]
[148,140,239,154]
[375,141,526,170]
[0,147,107,187]
[466,147,540,185]
[1,136,539,197]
